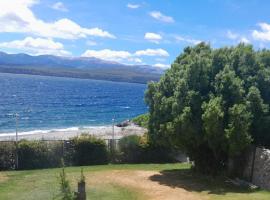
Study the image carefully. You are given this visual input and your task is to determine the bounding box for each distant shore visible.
[0,124,147,141]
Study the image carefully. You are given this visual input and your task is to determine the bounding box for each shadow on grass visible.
[149,168,260,195]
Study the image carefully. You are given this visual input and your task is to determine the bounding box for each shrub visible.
[18,140,63,170]
[118,135,176,163]
[132,113,149,128]
[0,142,16,170]
[70,135,108,166]
[118,135,143,163]
[140,144,176,163]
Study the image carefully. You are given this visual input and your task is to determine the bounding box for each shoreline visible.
[0,124,147,141]
[0,70,153,85]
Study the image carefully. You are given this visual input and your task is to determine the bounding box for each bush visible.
[118,135,143,163]
[132,113,149,128]
[0,135,174,171]
[0,136,108,170]
[118,135,176,163]
[70,135,108,166]
[0,142,16,170]
[140,144,176,163]
[18,140,63,170]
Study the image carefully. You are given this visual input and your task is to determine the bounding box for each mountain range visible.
[0,52,164,84]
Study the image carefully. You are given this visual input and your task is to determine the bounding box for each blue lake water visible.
[0,73,147,134]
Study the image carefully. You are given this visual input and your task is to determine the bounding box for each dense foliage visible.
[0,142,15,170]
[132,113,149,128]
[118,135,143,163]
[145,43,270,173]
[18,140,63,169]
[0,135,173,171]
[0,136,108,170]
[118,135,176,163]
[70,135,108,166]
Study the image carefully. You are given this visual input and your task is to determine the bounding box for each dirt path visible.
[0,173,8,183]
[86,170,206,200]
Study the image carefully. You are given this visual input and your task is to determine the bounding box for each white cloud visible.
[144,32,162,43]
[51,2,68,12]
[226,30,250,44]
[0,0,115,39]
[127,3,140,9]
[82,49,132,62]
[227,30,238,40]
[239,37,250,44]
[82,48,169,63]
[149,11,174,23]
[132,58,142,63]
[135,48,169,57]
[0,37,71,56]
[82,49,143,63]
[154,63,170,69]
[252,22,270,41]
[175,36,201,45]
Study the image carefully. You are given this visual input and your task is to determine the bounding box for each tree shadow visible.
[149,168,260,195]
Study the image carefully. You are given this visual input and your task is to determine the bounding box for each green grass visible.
[0,163,269,200]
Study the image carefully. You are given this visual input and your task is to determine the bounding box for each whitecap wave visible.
[0,125,111,137]
[120,106,130,109]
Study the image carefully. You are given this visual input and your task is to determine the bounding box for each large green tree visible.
[145,43,270,173]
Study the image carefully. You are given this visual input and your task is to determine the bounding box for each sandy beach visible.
[0,124,147,141]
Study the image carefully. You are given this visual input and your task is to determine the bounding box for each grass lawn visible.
[0,163,269,200]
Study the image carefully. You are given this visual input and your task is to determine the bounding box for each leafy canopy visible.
[145,43,270,172]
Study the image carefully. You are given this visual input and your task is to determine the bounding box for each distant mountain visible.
[0,52,164,83]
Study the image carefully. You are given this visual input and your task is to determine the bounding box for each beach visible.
[0,124,147,141]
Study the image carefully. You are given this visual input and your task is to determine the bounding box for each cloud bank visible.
[0,37,71,56]
[0,0,115,39]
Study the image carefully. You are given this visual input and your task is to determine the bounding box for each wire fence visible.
[0,138,120,150]
[0,138,121,170]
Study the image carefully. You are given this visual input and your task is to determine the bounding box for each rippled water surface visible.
[0,73,147,133]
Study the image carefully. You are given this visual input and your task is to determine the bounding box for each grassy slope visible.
[0,164,269,200]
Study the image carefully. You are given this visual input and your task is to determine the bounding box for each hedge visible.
[118,135,176,163]
[0,141,16,170]
[0,134,175,170]
[69,135,108,166]
[18,140,63,170]
[0,135,108,170]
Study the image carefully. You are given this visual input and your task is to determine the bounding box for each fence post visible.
[250,146,257,182]
[15,113,19,170]
[62,140,65,161]
[76,181,86,200]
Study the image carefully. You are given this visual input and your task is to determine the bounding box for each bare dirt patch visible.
[0,173,8,183]
[85,170,206,200]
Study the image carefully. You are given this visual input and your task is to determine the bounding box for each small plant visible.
[55,160,75,200]
[59,167,74,200]
[54,161,86,200]
[80,168,85,183]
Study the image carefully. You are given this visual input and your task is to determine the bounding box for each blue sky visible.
[0,0,270,68]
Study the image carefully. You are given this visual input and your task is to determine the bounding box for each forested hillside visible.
[0,52,163,84]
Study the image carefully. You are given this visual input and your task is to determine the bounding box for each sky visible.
[0,0,270,69]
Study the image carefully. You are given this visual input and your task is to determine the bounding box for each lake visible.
[0,73,147,134]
